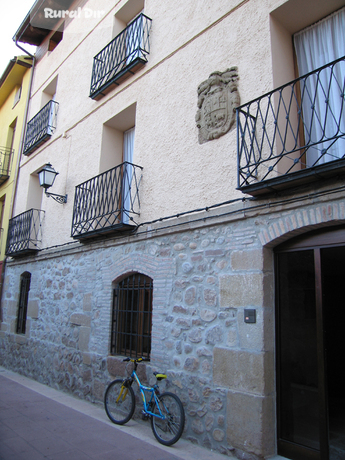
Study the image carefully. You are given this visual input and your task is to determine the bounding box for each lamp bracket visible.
[45,190,68,204]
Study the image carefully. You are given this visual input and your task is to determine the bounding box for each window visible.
[2,118,16,181]
[13,86,21,108]
[293,7,345,166]
[111,273,153,358]
[113,0,145,67]
[41,76,58,137]
[101,103,136,224]
[16,272,31,334]
[261,0,345,190]
[113,0,145,37]
[26,171,43,210]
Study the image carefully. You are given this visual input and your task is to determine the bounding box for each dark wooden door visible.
[275,227,345,460]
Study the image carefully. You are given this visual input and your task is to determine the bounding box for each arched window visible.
[111,273,153,358]
[16,272,31,334]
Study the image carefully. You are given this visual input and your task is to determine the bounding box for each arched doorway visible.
[275,226,345,460]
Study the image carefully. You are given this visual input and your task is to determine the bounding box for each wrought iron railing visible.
[90,13,152,100]
[23,100,59,155]
[71,162,143,239]
[6,209,44,256]
[237,56,345,194]
[0,146,14,185]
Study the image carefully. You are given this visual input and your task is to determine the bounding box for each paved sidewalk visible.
[0,367,229,460]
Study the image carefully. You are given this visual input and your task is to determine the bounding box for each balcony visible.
[90,13,152,100]
[237,56,345,196]
[71,162,143,240]
[6,209,44,257]
[23,100,59,155]
[0,146,14,185]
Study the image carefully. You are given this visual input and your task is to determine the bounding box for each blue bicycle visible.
[104,357,185,446]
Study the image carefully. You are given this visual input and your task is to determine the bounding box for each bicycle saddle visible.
[153,372,167,381]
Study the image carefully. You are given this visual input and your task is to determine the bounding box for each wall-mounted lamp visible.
[38,163,67,204]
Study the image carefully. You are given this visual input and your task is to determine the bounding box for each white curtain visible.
[294,8,345,166]
[122,127,135,224]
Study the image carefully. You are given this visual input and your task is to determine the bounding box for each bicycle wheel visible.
[104,379,135,425]
[151,392,185,445]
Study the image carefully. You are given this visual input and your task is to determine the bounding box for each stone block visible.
[78,327,90,351]
[219,273,263,308]
[262,272,274,309]
[82,353,91,365]
[226,391,275,457]
[10,319,17,333]
[28,300,39,319]
[184,357,199,371]
[93,380,105,400]
[200,309,216,322]
[231,248,263,271]
[15,334,27,344]
[185,286,196,305]
[203,289,217,307]
[107,356,127,377]
[6,300,17,316]
[262,305,275,353]
[70,313,91,327]
[213,347,274,395]
[83,293,92,312]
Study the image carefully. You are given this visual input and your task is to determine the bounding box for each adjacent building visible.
[0,55,33,298]
[0,1,344,459]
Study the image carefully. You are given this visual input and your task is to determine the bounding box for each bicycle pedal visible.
[141,411,149,421]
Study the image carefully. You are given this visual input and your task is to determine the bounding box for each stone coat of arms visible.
[196,67,240,144]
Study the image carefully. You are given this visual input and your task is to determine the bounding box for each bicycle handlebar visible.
[122,357,150,363]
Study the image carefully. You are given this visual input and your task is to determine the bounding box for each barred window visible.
[111,273,153,358]
[16,272,31,334]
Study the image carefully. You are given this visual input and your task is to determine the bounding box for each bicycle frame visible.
[130,369,166,420]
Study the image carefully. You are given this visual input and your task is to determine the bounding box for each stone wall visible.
[1,190,345,459]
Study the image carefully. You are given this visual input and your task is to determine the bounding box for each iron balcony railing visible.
[71,162,143,239]
[23,100,59,155]
[0,146,14,185]
[237,56,345,195]
[90,13,152,100]
[6,209,44,257]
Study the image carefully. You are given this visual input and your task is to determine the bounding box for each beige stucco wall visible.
[13,0,344,249]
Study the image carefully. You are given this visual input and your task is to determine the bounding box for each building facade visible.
[0,1,344,459]
[0,56,33,296]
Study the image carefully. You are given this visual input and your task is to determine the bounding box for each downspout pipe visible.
[10,40,36,218]
[14,41,35,59]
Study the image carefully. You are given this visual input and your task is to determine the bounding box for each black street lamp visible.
[38,163,67,204]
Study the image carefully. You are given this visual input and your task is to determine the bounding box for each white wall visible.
[13,0,344,248]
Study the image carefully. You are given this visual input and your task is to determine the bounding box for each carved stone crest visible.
[196,67,240,144]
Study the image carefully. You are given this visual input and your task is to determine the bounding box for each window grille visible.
[111,273,153,358]
[16,272,31,334]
